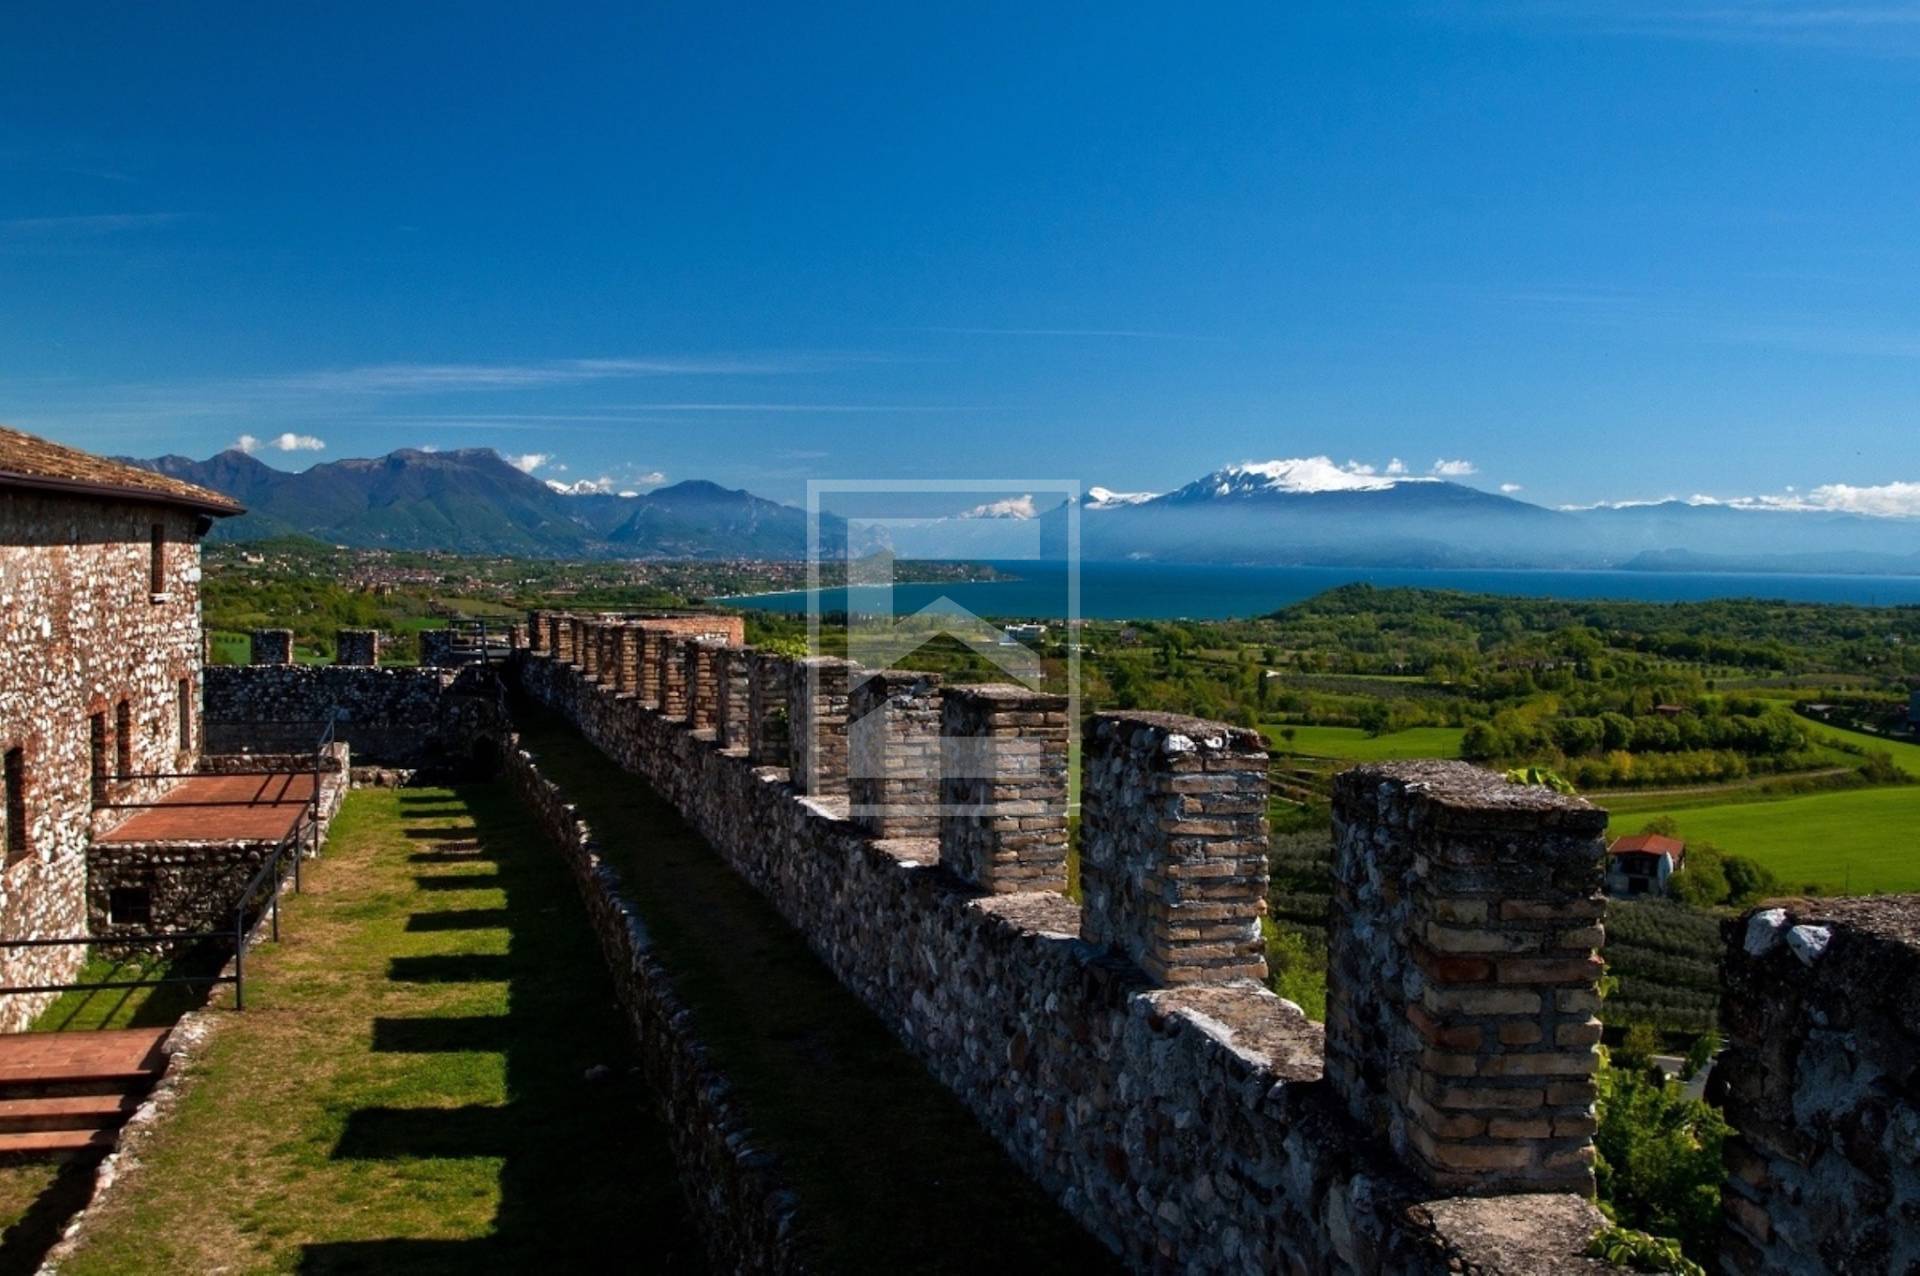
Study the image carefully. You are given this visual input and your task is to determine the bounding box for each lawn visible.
[51,785,705,1275]
[1262,724,1464,762]
[1615,785,1920,895]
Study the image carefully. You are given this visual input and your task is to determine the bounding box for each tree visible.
[1593,1048,1730,1266]
[1460,722,1504,760]
[1721,855,1778,908]
[1670,843,1731,910]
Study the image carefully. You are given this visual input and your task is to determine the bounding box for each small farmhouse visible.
[1606,832,1686,897]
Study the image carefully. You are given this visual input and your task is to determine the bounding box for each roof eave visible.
[0,469,245,518]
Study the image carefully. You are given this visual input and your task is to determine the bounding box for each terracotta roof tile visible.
[0,424,242,515]
[1609,833,1685,858]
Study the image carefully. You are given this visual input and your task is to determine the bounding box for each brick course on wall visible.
[1079,713,1270,987]
[848,670,944,839]
[788,658,852,798]
[1715,896,1920,1275]
[1327,763,1609,1197]
[516,652,1611,1274]
[939,685,1071,894]
[0,491,213,1029]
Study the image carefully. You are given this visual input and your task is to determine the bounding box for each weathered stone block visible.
[1079,712,1267,985]
[334,628,378,667]
[250,629,293,666]
[1715,896,1920,1275]
[848,670,944,838]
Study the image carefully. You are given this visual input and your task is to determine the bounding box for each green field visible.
[1263,724,1464,762]
[1618,785,1920,895]
[1792,717,1920,778]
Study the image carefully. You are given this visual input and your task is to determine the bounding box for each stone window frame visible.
[1,736,29,868]
[173,666,195,758]
[86,697,111,810]
[113,697,134,781]
[148,522,170,603]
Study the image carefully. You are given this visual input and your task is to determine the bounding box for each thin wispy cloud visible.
[0,212,189,236]
[257,356,826,395]
[912,326,1223,342]
[1507,1,1920,56]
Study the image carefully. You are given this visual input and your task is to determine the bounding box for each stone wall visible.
[0,489,214,1029]
[249,629,292,665]
[203,664,507,770]
[747,652,791,767]
[787,658,851,798]
[714,646,751,750]
[499,732,802,1273]
[334,629,379,667]
[515,651,1610,1273]
[1715,897,1920,1274]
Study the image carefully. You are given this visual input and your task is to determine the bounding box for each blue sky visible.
[5,2,1920,512]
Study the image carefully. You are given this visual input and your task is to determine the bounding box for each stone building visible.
[0,426,240,1027]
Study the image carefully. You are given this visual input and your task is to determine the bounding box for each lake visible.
[717,560,1920,621]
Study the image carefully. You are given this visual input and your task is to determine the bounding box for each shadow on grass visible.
[411,874,500,892]
[30,940,227,1033]
[300,785,704,1274]
[0,1162,101,1276]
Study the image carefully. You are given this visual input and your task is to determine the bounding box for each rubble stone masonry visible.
[515,648,1612,1273]
[1716,896,1920,1275]
[747,651,791,767]
[0,491,212,1028]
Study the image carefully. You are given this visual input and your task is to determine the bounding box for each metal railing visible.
[0,809,311,1011]
[0,715,338,1013]
[441,618,514,667]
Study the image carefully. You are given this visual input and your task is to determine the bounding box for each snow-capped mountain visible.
[1074,458,1920,571]
[1167,458,1434,499]
[1084,486,1158,509]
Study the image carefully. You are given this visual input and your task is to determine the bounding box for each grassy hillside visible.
[1619,785,1920,894]
[1261,724,1465,761]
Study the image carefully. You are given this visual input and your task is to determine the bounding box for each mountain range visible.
[133,447,824,558]
[130,447,1920,574]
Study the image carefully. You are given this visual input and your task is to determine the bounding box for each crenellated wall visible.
[513,637,1612,1274]
[1715,897,1920,1275]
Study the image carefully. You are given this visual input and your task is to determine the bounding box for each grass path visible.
[514,712,1118,1274]
[51,785,705,1275]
